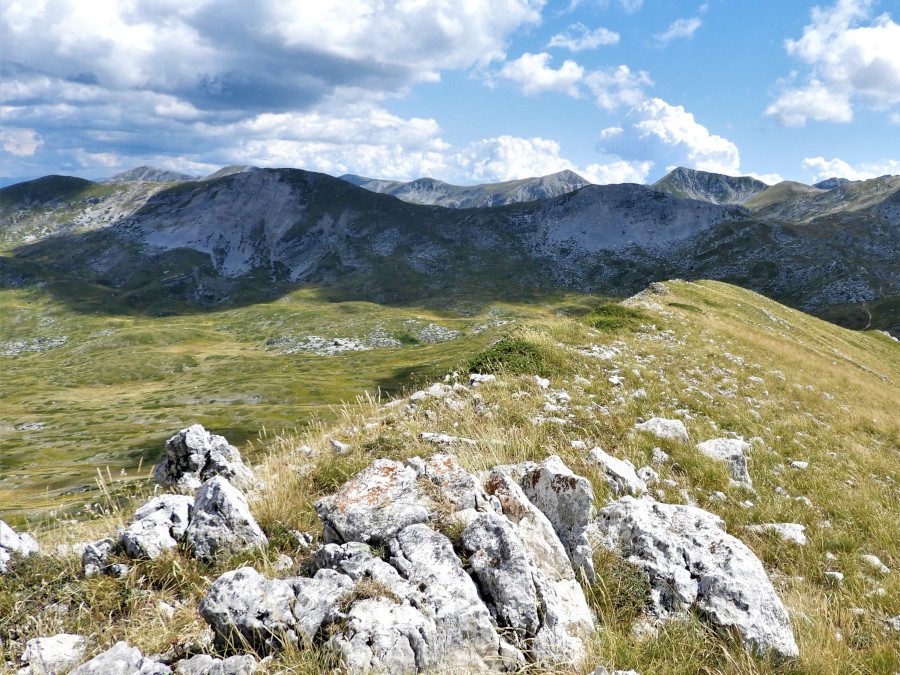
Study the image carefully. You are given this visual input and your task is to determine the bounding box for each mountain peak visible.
[653,167,768,205]
[104,166,197,183]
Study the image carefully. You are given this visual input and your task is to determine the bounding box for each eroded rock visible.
[634,418,690,444]
[0,520,40,573]
[173,654,257,675]
[589,448,647,497]
[186,477,267,562]
[18,633,86,675]
[70,642,170,675]
[153,425,255,493]
[594,496,798,660]
[696,438,752,486]
[121,495,193,560]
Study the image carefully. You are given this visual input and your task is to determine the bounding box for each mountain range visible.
[1,166,897,334]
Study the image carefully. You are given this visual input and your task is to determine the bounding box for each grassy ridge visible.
[1,280,898,673]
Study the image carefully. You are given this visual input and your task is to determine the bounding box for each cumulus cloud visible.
[499,53,586,97]
[0,0,545,177]
[599,98,740,175]
[802,156,900,181]
[767,0,900,126]
[0,128,42,157]
[654,17,702,46]
[584,66,653,110]
[547,23,619,51]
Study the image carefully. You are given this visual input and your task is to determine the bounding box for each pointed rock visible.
[153,425,255,493]
[186,477,267,562]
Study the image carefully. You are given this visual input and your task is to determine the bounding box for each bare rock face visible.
[185,477,267,562]
[153,425,255,493]
[199,567,298,652]
[521,455,596,581]
[173,654,257,675]
[121,495,193,560]
[0,519,40,573]
[696,438,753,486]
[70,642,170,675]
[18,633,87,674]
[315,459,431,544]
[588,448,647,497]
[594,496,798,661]
[634,418,690,444]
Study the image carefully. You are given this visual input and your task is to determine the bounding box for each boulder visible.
[325,598,435,674]
[199,567,297,652]
[410,453,493,511]
[185,477,267,562]
[634,418,690,444]
[389,524,520,671]
[746,523,807,546]
[18,633,86,674]
[594,496,798,660]
[70,642,170,675]
[153,425,255,493]
[315,459,430,544]
[121,495,193,560]
[476,471,594,663]
[0,520,40,573]
[81,539,115,577]
[696,438,753,485]
[860,554,890,574]
[290,569,355,640]
[173,654,257,675]
[520,455,596,580]
[589,448,647,496]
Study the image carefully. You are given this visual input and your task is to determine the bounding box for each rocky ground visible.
[1,280,897,674]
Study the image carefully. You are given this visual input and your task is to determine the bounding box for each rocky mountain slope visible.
[1,167,897,333]
[340,169,591,207]
[103,166,199,184]
[652,167,769,205]
[2,281,897,674]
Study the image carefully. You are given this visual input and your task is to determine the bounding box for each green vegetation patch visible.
[468,336,571,376]
[582,303,648,332]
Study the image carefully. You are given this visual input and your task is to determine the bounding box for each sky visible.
[1,0,899,186]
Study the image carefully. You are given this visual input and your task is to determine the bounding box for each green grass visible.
[467,335,572,376]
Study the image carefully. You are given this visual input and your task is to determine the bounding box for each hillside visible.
[103,167,199,184]
[1,281,897,674]
[340,169,591,207]
[652,167,769,205]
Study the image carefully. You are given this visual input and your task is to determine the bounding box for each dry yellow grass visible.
[2,280,898,673]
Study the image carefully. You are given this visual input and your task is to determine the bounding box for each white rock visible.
[651,448,670,465]
[746,523,807,546]
[425,383,453,398]
[418,432,476,446]
[825,570,844,584]
[411,454,493,512]
[790,461,808,470]
[521,455,596,581]
[534,375,550,389]
[884,615,900,632]
[152,425,255,494]
[315,459,430,544]
[696,438,753,486]
[173,654,257,675]
[389,524,517,671]
[570,440,587,451]
[589,448,647,496]
[860,554,891,574]
[290,569,356,640]
[409,390,427,402]
[608,376,624,386]
[19,634,87,675]
[636,466,659,485]
[469,373,496,387]
[593,497,798,661]
[70,642,170,675]
[329,439,351,454]
[0,520,40,573]
[199,567,298,652]
[634,418,690,444]
[121,495,193,560]
[185,477,267,562]
[81,539,114,577]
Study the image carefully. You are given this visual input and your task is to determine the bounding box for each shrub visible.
[582,303,648,332]
[467,336,570,376]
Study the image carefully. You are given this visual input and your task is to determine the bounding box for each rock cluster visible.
[83,426,265,574]
[201,453,597,672]
[0,519,40,573]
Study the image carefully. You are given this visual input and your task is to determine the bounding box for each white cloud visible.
[566,0,643,13]
[547,23,619,51]
[891,112,900,125]
[499,53,585,97]
[599,98,741,175]
[765,80,853,126]
[584,65,652,110]
[0,127,42,157]
[802,156,900,181]
[75,150,120,168]
[655,17,702,45]
[767,0,900,126]
[746,172,784,185]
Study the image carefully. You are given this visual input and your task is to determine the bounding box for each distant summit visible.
[653,167,769,205]
[103,166,198,183]
[204,165,261,181]
[813,177,851,190]
[339,169,591,208]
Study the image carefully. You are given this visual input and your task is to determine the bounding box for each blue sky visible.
[1,0,898,185]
